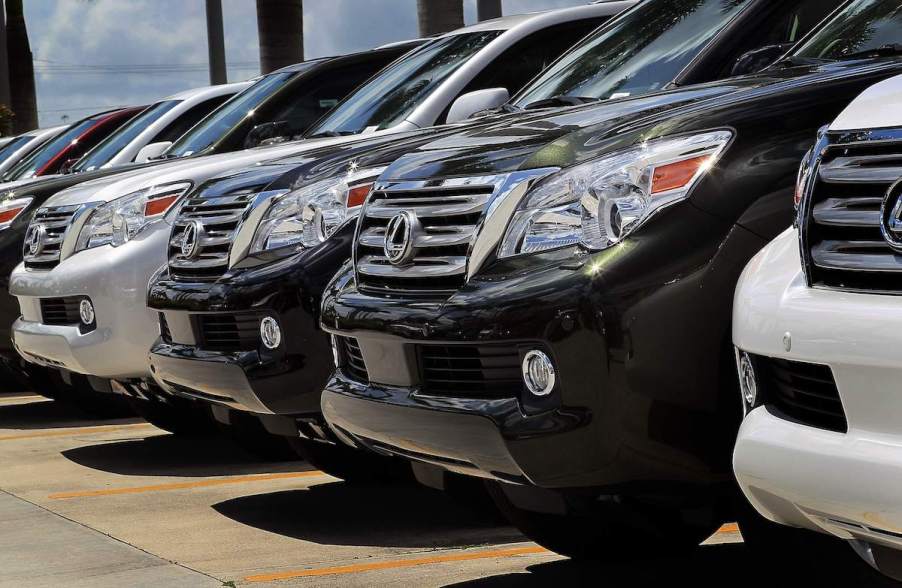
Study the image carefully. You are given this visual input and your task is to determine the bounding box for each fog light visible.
[522,350,555,396]
[260,316,282,350]
[78,299,95,325]
[738,351,757,408]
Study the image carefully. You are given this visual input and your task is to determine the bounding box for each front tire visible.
[486,482,713,560]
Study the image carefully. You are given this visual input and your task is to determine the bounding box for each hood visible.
[830,72,902,131]
[384,59,902,180]
[40,133,365,208]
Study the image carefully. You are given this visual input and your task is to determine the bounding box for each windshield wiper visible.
[522,95,598,111]
[841,43,902,61]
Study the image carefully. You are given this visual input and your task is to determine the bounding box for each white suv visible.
[733,73,902,581]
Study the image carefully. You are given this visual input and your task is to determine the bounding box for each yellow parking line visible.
[49,470,326,500]
[0,394,45,402]
[0,423,153,442]
[244,545,551,582]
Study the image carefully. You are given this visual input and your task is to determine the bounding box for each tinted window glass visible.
[0,134,34,164]
[512,0,752,107]
[167,72,294,157]
[458,19,608,103]
[73,100,180,172]
[3,117,100,180]
[793,0,902,60]
[152,95,231,145]
[307,31,501,136]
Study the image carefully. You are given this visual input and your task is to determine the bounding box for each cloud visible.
[24,0,589,126]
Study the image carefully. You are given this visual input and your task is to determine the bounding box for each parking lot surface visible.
[0,389,815,588]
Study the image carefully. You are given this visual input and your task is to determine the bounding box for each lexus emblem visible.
[383,211,419,265]
[26,224,46,257]
[880,179,902,253]
[180,220,204,259]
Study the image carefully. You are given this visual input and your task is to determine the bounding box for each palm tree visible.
[256,0,303,74]
[417,0,464,37]
[6,0,36,132]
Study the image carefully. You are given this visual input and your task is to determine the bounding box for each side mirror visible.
[731,43,795,77]
[244,121,292,149]
[135,141,172,162]
[446,88,510,124]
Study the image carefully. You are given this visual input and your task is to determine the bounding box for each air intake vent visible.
[39,297,81,326]
[194,313,263,352]
[337,336,368,382]
[802,134,902,292]
[354,184,496,297]
[168,191,257,282]
[417,344,522,399]
[23,205,80,270]
[755,355,847,433]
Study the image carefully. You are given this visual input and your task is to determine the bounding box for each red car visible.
[2,106,145,180]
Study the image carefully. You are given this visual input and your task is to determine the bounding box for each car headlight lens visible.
[250,167,383,253]
[499,131,733,258]
[0,196,33,230]
[75,182,190,251]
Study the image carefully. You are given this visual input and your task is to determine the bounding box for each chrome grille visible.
[23,205,80,270]
[168,191,255,281]
[354,183,496,297]
[802,134,902,293]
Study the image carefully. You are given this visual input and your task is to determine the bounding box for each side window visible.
[153,95,232,145]
[446,18,607,122]
[691,0,843,82]
[267,60,387,136]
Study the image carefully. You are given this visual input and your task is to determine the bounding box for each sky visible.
[23,0,591,127]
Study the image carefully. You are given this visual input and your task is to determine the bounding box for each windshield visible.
[306,31,502,136]
[792,0,902,61]
[166,72,293,157]
[512,0,752,108]
[72,100,180,172]
[0,134,35,164]
[3,117,100,181]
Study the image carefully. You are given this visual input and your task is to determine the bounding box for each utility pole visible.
[256,0,303,74]
[205,0,227,85]
[417,0,464,37]
[476,0,502,21]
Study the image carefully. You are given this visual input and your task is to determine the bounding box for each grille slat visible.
[168,190,257,282]
[39,297,81,326]
[803,138,902,291]
[24,205,81,270]
[755,355,847,433]
[354,182,497,298]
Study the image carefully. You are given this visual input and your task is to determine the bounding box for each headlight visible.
[75,182,190,251]
[0,196,33,230]
[499,131,733,258]
[250,167,383,253]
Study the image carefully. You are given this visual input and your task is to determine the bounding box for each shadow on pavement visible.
[0,397,140,430]
[211,482,524,549]
[446,542,895,587]
[61,433,313,478]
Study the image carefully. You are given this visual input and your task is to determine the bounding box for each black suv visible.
[145,0,838,473]
[0,44,416,389]
[320,0,902,558]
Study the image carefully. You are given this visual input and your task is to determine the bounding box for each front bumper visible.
[734,228,902,551]
[322,210,765,491]
[147,229,351,416]
[10,222,169,380]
